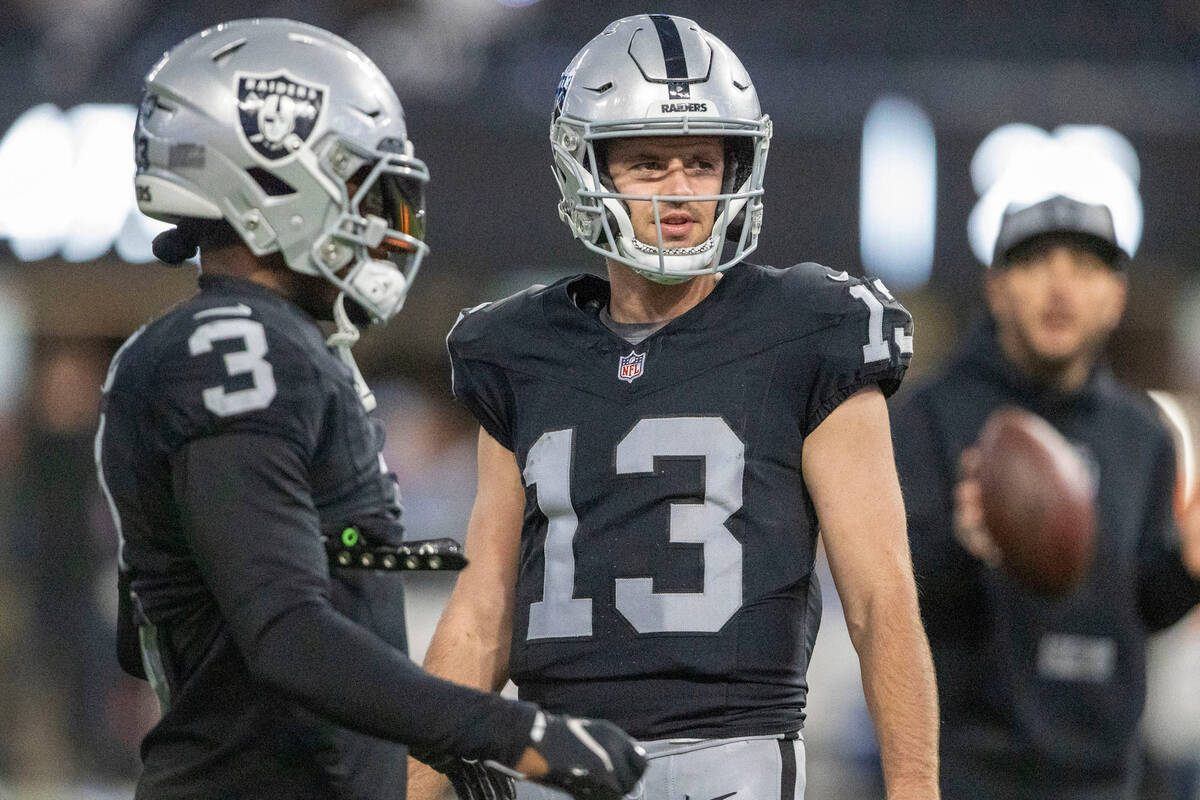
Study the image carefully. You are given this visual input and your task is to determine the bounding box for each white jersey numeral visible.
[524,416,746,640]
[613,417,744,633]
[525,428,593,639]
[848,280,910,364]
[188,318,276,417]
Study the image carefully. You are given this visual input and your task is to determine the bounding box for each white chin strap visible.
[622,235,719,284]
[344,256,409,323]
[327,294,376,412]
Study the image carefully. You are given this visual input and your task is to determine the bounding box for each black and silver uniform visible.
[98,275,534,800]
[447,261,913,740]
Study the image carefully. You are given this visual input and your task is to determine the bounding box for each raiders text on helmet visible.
[135,18,429,323]
[551,14,771,282]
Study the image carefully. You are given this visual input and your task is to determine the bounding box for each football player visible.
[895,193,1200,798]
[409,14,938,800]
[97,18,645,800]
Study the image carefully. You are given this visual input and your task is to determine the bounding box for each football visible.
[975,407,1097,597]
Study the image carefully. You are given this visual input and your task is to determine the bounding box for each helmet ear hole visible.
[722,137,756,239]
[722,138,755,194]
[588,141,616,193]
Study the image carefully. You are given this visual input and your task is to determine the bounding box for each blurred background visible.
[0,0,1199,797]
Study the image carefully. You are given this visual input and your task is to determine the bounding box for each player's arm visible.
[409,426,527,800]
[174,429,537,764]
[804,386,940,799]
[424,426,523,692]
[180,429,645,798]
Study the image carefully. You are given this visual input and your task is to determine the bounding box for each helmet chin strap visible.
[327,293,377,412]
[623,235,718,283]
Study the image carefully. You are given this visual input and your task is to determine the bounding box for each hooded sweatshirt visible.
[892,320,1200,799]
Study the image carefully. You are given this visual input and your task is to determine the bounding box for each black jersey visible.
[98,275,406,798]
[447,261,913,740]
[98,275,538,799]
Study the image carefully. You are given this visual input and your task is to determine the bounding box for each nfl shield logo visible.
[618,350,646,383]
[236,71,326,161]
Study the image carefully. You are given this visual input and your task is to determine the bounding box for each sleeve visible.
[803,276,914,435]
[446,309,516,450]
[171,431,538,766]
[1137,429,1200,632]
[890,392,987,643]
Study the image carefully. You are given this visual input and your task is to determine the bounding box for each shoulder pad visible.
[446,281,560,358]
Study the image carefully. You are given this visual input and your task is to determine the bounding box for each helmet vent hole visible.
[246,167,297,197]
[210,38,247,63]
[585,82,613,94]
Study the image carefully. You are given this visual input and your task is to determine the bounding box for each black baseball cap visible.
[992,194,1128,269]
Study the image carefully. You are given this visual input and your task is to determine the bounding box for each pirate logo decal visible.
[236,72,325,161]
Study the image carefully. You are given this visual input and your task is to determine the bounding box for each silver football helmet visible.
[551,14,771,283]
[134,18,428,323]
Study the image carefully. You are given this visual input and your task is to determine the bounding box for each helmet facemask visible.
[307,135,429,324]
[552,114,770,283]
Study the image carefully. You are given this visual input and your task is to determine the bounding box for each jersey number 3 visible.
[523,416,744,640]
[188,318,277,416]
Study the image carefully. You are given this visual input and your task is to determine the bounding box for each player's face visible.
[606,136,724,250]
[986,243,1127,372]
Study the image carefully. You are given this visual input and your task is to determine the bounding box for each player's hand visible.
[954,447,1002,567]
[499,711,647,800]
[417,753,514,800]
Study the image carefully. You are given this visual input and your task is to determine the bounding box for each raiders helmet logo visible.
[236,72,326,161]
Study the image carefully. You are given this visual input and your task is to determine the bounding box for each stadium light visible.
[859,95,937,289]
[0,103,169,263]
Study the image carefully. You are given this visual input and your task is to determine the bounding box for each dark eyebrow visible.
[622,150,663,162]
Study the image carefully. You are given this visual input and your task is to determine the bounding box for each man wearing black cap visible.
[892,193,1200,798]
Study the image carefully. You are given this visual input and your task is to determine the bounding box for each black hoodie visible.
[891,320,1200,799]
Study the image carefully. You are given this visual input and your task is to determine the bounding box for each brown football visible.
[975,407,1097,597]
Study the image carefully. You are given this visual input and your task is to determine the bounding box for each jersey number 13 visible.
[523,416,744,640]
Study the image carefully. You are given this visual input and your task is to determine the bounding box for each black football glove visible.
[488,711,647,800]
[417,753,515,800]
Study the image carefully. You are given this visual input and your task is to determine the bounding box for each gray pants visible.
[517,732,806,800]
